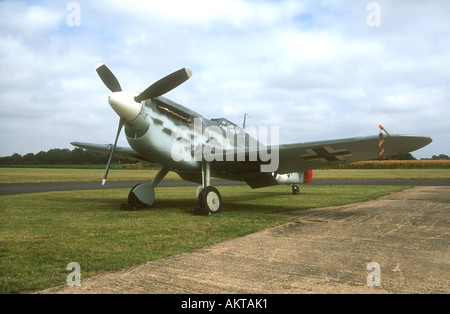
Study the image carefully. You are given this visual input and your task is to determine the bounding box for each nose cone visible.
[108,92,142,122]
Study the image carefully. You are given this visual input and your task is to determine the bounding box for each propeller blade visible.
[102,118,125,186]
[134,67,192,103]
[96,63,122,93]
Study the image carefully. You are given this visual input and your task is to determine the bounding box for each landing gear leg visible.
[196,162,222,215]
[292,185,300,195]
[122,167,169,210]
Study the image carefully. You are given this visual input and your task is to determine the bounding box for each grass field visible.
[1,167,449,184]
[0,167,447,293]
[0,184,410,294]
[0,167,182,184]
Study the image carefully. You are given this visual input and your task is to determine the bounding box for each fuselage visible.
[124,96,250,173]
[110,93,307,186]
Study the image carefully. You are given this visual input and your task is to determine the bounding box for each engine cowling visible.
[275,170,313,184]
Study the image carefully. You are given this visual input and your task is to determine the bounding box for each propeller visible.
[102,118,125,186]
[96,63,122,93]
[95,63,193,185]
[134,67,192,102]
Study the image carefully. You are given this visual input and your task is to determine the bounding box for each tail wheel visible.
[292,185,300,195]
[199,186,222,214]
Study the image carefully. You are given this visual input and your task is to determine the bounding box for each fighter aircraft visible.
[71,64,432,214]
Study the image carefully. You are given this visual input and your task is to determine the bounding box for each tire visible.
[198,186,222,214]
[128,184,146,208]
[292,185,300,195]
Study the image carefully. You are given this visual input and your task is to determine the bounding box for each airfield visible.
[39,185,449,294]
[0,168,449,294]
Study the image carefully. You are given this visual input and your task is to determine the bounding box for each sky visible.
[0,0,449,159]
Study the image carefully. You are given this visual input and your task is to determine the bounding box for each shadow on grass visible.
[35,188,305,215]
[140,187,316,215]
[22,185,403,217]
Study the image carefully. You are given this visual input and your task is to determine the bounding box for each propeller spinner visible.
[95,63,193,185]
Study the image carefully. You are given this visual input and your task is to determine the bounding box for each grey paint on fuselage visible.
[125,96,261,175]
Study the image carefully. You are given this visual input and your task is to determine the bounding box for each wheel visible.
[292,185,300,195]
[127,184,146,208]
[199,186,222,214]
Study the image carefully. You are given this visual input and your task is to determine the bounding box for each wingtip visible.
[70,142,83,148]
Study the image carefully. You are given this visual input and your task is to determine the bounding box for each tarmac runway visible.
[0,179,448,196]
[39,185,449,294]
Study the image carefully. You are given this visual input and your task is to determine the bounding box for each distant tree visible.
[35,151,48,164]
[69,148,86,164]
[0,148,115,165]
[11,153,22,164]
[51,149,72,164]
[431,154,450,160]
[22,153,36,164]
[0,155,13,164]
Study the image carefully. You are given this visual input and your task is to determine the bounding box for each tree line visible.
[0,148,118,165]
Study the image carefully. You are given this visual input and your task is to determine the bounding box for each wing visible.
[275,135,432,173]
[72,135,432,188]
[211,134,432,188]
[71,142,150,163]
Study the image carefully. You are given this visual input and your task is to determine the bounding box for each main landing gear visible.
[291,184,300,195]
[121,163,223,215]
[195,162,223,215]
[121,167,169,211]
[197,186,222,214]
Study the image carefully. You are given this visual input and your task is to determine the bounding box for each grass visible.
[0,168,181,184]
[1,168,449,184]
[0,184,409,294]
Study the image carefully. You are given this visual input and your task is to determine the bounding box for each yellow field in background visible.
[347,160,450,169]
